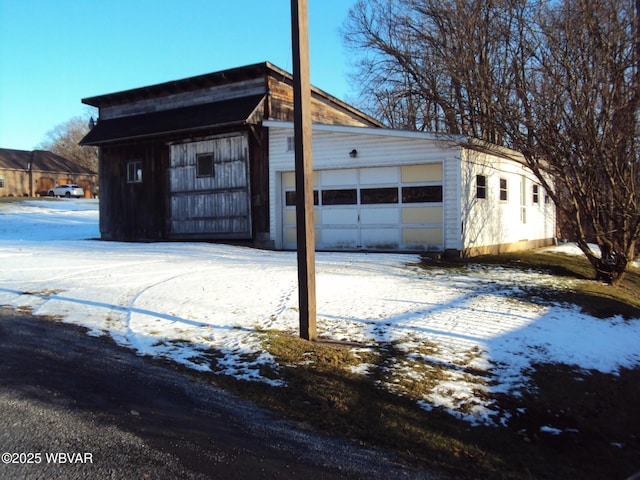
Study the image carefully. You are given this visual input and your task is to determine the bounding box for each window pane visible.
[402,185,442,203]
[361,187,398,204]
[197,154,214,177]
[285,190,319,206]
[127,161,142,183]
[321,189,357,205]
[476,175,486,199]
[499,178,508,201]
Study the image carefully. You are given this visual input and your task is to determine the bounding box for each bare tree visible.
[342,0,524,142]
[343,0,640,285]
[38,113,98,172]
[503,0,640,285]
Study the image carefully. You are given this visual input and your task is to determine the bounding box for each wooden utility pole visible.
[291,0,317,341]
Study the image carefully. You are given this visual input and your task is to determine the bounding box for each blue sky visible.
[0,0,359,151]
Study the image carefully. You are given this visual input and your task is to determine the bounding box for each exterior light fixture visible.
[349,149,358,158]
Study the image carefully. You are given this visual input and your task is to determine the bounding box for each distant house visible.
[0,148,97,198]
[80,61,555,256]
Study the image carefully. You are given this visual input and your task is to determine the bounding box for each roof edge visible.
[81,61,384,127]
[82,62,274,108]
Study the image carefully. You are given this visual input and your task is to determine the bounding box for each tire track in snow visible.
[121,267,218,340]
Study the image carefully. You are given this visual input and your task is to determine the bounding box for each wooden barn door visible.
[168,134,252,240]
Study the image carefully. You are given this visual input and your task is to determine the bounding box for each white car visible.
[48,184,85,198]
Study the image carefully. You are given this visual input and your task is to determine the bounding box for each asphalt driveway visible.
[0,308,438,480]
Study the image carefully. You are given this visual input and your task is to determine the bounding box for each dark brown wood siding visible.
[267,77,376,126]
[99,141,168,241]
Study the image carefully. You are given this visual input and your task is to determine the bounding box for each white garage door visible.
[282,165,444,251]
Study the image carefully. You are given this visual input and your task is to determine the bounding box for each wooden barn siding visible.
[266,77,374,127]
[100,78,267,120]
[168,133,252,239]
[99,142,168,241]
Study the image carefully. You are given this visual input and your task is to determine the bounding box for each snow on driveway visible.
[1,199,639,425]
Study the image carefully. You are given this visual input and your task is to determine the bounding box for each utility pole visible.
[290,0,317,341]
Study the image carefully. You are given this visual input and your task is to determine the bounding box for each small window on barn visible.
[0,174,5,189]
[286,136,295,152]
[196,153,215,178]
[532,184,539,203]
[476,175,487,199]
[127,161,143,183]
[499,178,508,201]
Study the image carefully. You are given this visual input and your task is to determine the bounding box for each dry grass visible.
[421,250,640,318]
[167,249,640,479]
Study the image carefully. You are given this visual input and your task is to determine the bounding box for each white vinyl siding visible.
[461,149,555,250]
[267,121,554,254]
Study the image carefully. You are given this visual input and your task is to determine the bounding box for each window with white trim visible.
[476,174,487,199]
[499,178,508,201]
[286,136,295,152]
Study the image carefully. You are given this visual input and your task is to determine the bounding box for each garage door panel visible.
[401,164,442,182]
[322,208,359,225]
[322,228,358,248]
[359,167,399,184]
[403,227,443,246]
[361,228,399,249]
[360,207,399,225]
[402,206,443,225]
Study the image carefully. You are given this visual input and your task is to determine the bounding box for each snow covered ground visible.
[1,199,639,426]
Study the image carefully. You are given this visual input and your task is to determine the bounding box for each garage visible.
[282,164,444,251]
